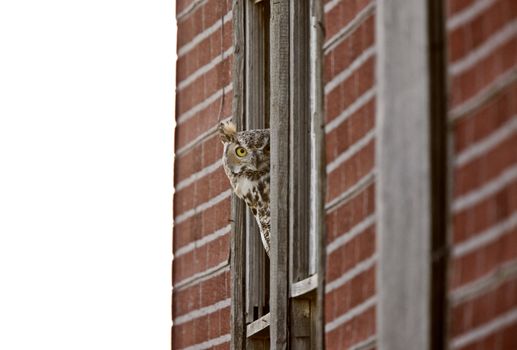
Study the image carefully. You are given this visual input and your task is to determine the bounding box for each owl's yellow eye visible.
[235,147,247,157]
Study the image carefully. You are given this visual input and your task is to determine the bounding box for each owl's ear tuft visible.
[217,121,237,143]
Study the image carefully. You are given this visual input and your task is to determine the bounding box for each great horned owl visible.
[218,121,271,256]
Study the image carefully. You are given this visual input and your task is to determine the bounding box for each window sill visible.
[246,313,270,338]
[290,273,318,298]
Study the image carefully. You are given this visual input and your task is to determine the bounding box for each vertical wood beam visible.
[246,0,270,324]
[376,0,447,349]
[230,1,246,348]
[427,0,448,348]
[269,0,290,348]
[309,0,326,348]
[289,0,310,285]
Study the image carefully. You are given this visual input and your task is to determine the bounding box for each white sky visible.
[0,1,175,349]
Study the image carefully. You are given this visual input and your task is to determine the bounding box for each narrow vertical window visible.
[231,0,325,347]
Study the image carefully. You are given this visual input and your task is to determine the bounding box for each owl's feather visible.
[218,121,271,256]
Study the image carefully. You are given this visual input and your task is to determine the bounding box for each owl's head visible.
[217,121,270,175]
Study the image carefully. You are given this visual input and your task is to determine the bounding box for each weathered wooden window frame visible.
[376,0,448,349]
[231,0,325,348]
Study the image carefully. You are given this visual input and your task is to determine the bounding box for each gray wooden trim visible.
[309,0,326,348]
[230,1,247,349]
[290,299,311,350]
[290,274,318,298]
[245,0,270,324]
[269,0,290,348]
[376,0,447,349]
[247,313,271,337]
[427,0,448,347]
[289,0,311,284]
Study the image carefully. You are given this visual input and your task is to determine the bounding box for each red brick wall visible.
[446,0,517,349]
[323,0,377,349]
[173,0,516,349]
[173,0,233,349]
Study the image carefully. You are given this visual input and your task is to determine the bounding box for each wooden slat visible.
[427,0,448,348]
[230,1,246,349]
[245,0,270,324]
[247,313,271,337]
[290,273,318,298]
[290,299,311,350]
[269,0,290,348]
[376,0,448,349]
[309,0,326,348]
[289,0,310,284]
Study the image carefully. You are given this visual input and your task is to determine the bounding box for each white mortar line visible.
[449,68,517,121]
[181,334,231,350]
[177,0,207,21]
[450,261,517,304]
[177,84,232,125]
[327,214,376,254]
[324,2,375,53]
[350,336,377,350]
[325,88,376,133]
[452,165,517,213]
[176,115,232,157]
[455,115,517,167]
[326,255,377,293]
[175,225,231,258]
[451,309,517,349]
[326,128,375,173]
[453,213,517,258]
[178,46,234,91]
[325,170,376,212]
[324,0,341,13]
[174,298,231,325]
[176,160,222,192]
[178,11,232,57]
[447,0,496,31]
[324,46,375,94]
[449,22,517,76]
[174,189,232,224]
[174,261,229,290]
[325,296,377,333]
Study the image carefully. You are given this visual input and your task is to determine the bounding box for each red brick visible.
[325,56,375,124]
[450,228,517,288]
[326,184,375,243]
[451,278,515,336]
[326,139,375,203]
[325,266,376,324]
[177,0,231,51]
[173,234,229,284]
[175,134,223,184]
[211,342,230,350]
[326,98,375,164]
[326,226,375,283]
[459,325,517,350]
[450,37,517,108]
[324,0,373,43]
[176,56,232,117]
[447,0,476,17]
[454,135,517,197]
[325,14,375,83]
[453,82,517,154]
[175,91,232,149]
[173,198,231,254]
[174,168,228,217]
[447,0,516,63]
[173,270,230,319]
[325,306,375,350]
[176,0,194,16]
[452,181,517,244]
